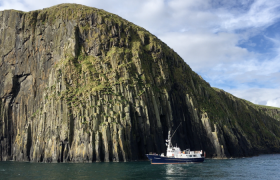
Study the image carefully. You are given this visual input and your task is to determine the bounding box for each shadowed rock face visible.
[1,4,280,162]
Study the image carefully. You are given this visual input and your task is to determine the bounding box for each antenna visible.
[171,122,182,139]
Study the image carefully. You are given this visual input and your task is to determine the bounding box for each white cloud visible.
[159,31,249,71]
[201,49,280,94]
[0,0,28,11]
[267,97,280,107]
[168,0,210,10]
[217,0,280,31]
[228,88,280,108]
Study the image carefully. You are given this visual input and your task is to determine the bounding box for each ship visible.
[146,125,205,164]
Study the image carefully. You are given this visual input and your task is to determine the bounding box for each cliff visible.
[1,4,280,162]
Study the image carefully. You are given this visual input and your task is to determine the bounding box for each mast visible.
[167,130,171,149]
[166,123,181,149]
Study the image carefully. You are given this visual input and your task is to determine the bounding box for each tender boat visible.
[146,128,205,164]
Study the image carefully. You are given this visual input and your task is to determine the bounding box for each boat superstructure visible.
[146,127,205,164]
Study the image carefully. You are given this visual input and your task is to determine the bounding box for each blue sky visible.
[1,0,280,107]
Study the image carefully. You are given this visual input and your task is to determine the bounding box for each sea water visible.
[0,154,279,179]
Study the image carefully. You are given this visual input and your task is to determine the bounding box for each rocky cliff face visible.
[1,4,280,162]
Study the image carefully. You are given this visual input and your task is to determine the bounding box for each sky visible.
[1,0,280,108]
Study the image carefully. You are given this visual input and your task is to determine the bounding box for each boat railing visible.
[182,150,202,154]
[149,152,159,155]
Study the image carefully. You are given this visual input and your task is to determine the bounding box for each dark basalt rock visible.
[0,4,280,162]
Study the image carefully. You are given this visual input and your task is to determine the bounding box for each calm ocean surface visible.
[0,154,279,180]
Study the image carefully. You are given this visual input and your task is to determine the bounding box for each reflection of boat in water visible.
[146,125,205,164]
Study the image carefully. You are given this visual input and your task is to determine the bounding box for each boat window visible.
[193,155,196,157]
[189,155,192,157]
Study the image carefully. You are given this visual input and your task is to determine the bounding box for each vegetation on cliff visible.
[0,4,280,162]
